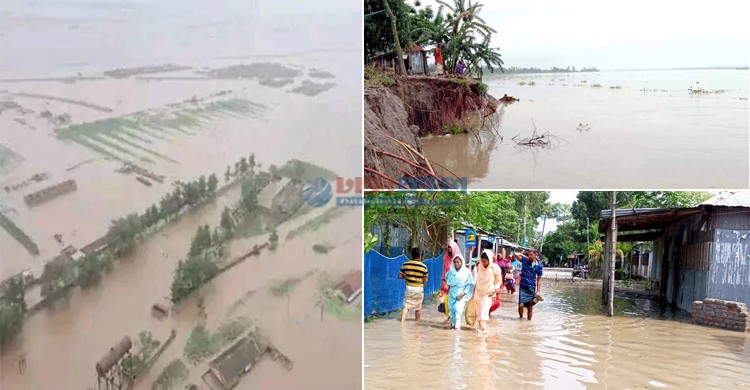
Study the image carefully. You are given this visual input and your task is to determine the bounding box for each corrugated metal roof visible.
[600,208,666,219]
[700,191,750,207]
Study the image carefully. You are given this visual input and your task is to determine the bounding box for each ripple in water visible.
[365,283,750,389]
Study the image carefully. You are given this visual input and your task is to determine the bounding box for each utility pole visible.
[522,195,528,246]
[383,0,407,75]
[607,192,617,317]
[586,217,590,248]
[539,214,547,255]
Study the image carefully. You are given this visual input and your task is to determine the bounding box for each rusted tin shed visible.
[599,192,750,311]
[95,336,132,376]
[370,42,428,75]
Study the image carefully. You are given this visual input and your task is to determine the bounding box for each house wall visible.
[708,210,750,306]
[650,238,664,281]
[661,212,712,311]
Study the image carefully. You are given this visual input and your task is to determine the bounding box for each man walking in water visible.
[398,247,429,323]
[518,251,543,320]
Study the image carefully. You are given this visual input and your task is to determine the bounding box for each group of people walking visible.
[398,241,544,333]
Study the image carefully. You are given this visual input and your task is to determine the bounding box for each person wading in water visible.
[398,247,429,323]
[517,251,543,320]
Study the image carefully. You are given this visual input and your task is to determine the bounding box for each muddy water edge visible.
[364,283,750,389]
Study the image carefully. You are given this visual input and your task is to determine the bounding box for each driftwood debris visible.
[576,123,591,132]
[511,120,568,150]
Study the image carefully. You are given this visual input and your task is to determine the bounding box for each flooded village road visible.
[365,283,750,389]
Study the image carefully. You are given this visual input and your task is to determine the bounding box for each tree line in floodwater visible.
[1,154,255,350]
[0,156,336,350]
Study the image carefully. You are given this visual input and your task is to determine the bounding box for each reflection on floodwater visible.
[365,283,750,389]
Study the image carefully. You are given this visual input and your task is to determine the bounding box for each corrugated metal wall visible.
[661,213,711,311]
[651,238,664,281]
[370,223,444,259]
[709,227,750,306]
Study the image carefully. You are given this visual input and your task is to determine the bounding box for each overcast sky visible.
[417,0,749,69]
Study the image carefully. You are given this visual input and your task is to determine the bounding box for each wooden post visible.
[607,191,617,317]
[383,0,407,75]
[602,229,610,303]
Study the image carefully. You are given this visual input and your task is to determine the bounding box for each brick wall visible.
[692,298,750,331]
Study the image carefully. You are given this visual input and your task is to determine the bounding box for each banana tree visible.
[364,211,379,254]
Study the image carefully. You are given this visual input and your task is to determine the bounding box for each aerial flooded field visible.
[0,0,362,388]
[0,61,350,279]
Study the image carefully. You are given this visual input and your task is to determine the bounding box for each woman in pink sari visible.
[473,249,503,333]
[440,241,461,319]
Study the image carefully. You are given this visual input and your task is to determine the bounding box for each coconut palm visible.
[412,0,504,76]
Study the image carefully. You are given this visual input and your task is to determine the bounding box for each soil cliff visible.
[364,72,498,189]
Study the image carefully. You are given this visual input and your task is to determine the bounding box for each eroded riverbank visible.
[365,283,750,389]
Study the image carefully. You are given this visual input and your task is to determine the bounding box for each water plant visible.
[152,359,188,390]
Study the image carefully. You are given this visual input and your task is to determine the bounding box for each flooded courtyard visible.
[365,283,750,389]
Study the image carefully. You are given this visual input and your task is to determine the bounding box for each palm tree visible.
[412,0,504,76]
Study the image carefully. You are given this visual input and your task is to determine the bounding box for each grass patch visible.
[0,144,24,175]
[269,277,302,297]
[364,66,395,88]
[286,207,347,240]
[183,316,251,365]
[442,124,465,135]
[322,294,361,322]
[0,211,39,256]
[152,359,188,390]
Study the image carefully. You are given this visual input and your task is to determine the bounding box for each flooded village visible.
[363,191,750,389]
[0,0,363,388]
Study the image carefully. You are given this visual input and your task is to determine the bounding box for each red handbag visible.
[490,294,500,313]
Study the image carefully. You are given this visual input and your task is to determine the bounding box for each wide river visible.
[365,283,750,389]
[422,69,749,189]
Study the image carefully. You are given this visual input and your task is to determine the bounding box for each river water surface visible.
[364,283,750,389]
[422,69,749,188]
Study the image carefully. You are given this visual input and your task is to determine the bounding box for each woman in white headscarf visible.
[445,250,474,330]
[473,249,503,333]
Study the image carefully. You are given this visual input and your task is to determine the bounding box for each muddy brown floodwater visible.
[0,179,361,389]
[365,283,750,389]
[422,69,749,189]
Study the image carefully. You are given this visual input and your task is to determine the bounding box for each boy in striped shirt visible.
[398,247,429,323]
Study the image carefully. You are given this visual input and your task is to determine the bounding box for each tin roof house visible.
[599,191,750,311]
[370,42,428,75]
